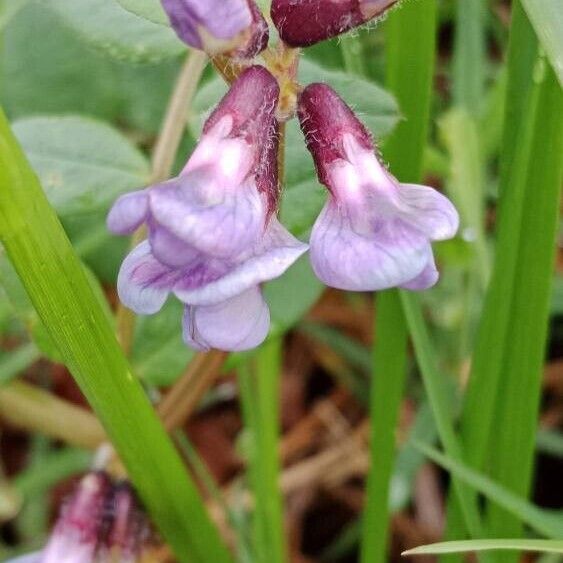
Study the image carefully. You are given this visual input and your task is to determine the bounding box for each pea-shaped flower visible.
[298,83,459,291]
[271,0,398,47]
[6,473,152,563]
[161,0,268,58]
[108,66,308,351]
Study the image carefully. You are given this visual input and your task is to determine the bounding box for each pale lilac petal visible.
[148,224,200,268]
[148,175,265,258]
[4,554,42,563]
[400,253,439,290]
[397,183,460,241]
[117,241,179,314]
[106,190,149,235]
[183,287,270,351]
[174,218,308,305]
[310,201,430,291]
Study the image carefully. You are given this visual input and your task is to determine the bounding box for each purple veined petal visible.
[148,174,266,259]
[117,241,180,314]
[161,0,252,53]
[106,190,149,235]
[309,200,431,291]
[400,252,439,291]
[4,554,42,563]
[174,218,308,305]
[396,183,460,241]
[182,287,270,351]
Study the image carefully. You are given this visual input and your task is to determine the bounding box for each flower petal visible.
[148,224,200,268]
[400,253,439,291]
[4,554,42,563]
[396,183,460,241]
[118,241,178,314]
[106,190,148,235]
[149,174,265,258]
[310,201,430,291]
[174,218,308,305]
[182,287,270,351]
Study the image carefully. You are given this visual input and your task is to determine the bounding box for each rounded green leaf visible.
[48,0,184,63]
[116,0,170,26]
[12,116,150,217]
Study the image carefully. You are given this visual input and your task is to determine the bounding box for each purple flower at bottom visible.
[298,84,459,292]
[108,66,308,352]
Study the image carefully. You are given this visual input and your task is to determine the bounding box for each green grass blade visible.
[0,342,39,385]
[400,292,483,539]
[239,338,286,563]
[443,1,541,545]
[404,540,563,557]
[520,0,563,87]
[452,0,486,114]
[485,58,563,547]
[414,442,563,539]
[0,108,233,563]
[360,4,437,562]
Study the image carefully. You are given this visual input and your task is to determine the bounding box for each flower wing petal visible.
[117,241,178,314]
[174,219,308,305]
[183,287,270,351]
[397,183,459,241]
[310,201,430,291]
[106,190,149,235]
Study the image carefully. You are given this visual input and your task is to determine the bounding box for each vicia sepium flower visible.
[6,473,152,563]
[161,0,269,58]
[271,0,398,47]
[298,84,459,291]
[108,66,308,352]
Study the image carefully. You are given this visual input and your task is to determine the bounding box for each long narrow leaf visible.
[0,108,233,563]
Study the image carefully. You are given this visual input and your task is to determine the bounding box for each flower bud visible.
[271,0,398,47]
[161,0,268,57]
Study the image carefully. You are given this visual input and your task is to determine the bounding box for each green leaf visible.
[0,0,28,30]
[47,0,185,63]
[521,0,563,87]
[264,257,324,333]
[116,0,170,26]
[0,108,233,563]
[404,540,563,557]
[12,116,150,217]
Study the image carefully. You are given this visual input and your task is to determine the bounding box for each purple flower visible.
[271,0,398,47]
[6,473,152,563]
[161,0,268,57]
[298,84,459,292]
[108,66,308,351]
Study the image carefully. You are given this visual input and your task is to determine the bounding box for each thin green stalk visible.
[361,290,408,563]
[0,109,233,563]
[360,4,437,562]
[239,338,286,563]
